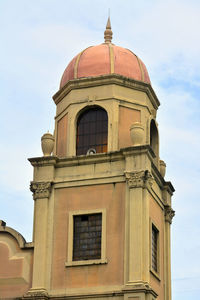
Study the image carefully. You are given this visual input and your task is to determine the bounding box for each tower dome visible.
[60,18,150,89]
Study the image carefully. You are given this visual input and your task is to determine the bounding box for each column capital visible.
[165,206,175,224]
[125,170,154,189]
[30,181,52,200]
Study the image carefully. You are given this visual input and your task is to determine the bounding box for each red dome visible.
[60,43,151,89]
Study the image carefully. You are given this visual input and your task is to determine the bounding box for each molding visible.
[164,206,175,224]
[53,74,160,110]
[23,288,49,299]
[65,258,107,267]
[122,284,158,298]
[151,161,175,195]
[28,156,58,167]
[150,268,161,281]
[0,220,31,249]
[66,209,107,268]
[125,170,154,189]
[54,96,153,122]
[122,144,155,159]
[28,145,154,168]
[54,175,125,189]
[42,285,158,299]
[149,219,161,281]
[30,181,52,200]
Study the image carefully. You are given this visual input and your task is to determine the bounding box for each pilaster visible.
[26,181,53,297]
[124,170,153,286]
[164,206,175,300]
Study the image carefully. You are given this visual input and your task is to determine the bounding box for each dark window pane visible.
[152,225,158,272]
[76,107,108,155]
[73,213,102,261]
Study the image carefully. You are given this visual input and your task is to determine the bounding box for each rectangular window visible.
[152,224,159,272]
[66,209,107,267]
[73,213,102,261]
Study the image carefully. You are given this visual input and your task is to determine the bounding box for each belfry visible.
[0,19,175,300]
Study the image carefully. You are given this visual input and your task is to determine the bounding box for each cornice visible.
[52,74,160,110]
[122,144,155,160]
[28,156,58,167]
[151,161,175,195]
[0,220,33,249]
[36,284,158,299]
[28,145,154,169]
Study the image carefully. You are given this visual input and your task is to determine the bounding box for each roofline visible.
[53,73,160,109]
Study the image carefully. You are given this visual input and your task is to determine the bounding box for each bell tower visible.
[25,18,175,300]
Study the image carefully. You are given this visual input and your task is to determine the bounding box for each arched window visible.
[76,107,108,155]
[150,119,159,158]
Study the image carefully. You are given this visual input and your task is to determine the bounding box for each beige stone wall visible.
[118,106,141,149]
[0,233,33,298]
[56,113,68,157]
[51,183,125,290]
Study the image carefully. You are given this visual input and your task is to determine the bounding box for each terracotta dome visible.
[60,19,151,89]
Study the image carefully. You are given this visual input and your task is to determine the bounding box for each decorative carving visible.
[23,288,49,299]
[41,132,54,156]
[30,182,52,200]
[160,159,166,178]
[165,206,175,224]
[130,122,144,146]
[0,220,6,227]
[125,170,154,189]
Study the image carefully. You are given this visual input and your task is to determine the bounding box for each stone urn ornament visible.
[130,122,144,146]
[41,132,55,156]
[160,160,166,178]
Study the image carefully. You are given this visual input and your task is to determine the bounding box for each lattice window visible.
[152,224,159,272]
[73,213,102,261]
[76,107,108,155]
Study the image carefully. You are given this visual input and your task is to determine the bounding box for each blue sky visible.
[1,1,200,299]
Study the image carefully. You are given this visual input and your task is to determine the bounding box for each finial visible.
[104,16,113,43]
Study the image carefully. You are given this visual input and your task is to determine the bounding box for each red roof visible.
[60,43,150,88]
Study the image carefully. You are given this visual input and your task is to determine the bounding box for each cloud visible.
[1,2,200,299]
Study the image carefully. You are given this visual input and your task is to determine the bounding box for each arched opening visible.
[76,106,108,155]
[150,119,159,159]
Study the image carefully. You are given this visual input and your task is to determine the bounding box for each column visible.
[164,206,175,300]
[27,181,52,297]
[125,170,153,285]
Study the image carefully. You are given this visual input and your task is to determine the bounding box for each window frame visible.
[76,106,108,156]
[150,219,160,280]
[65,209,107,267]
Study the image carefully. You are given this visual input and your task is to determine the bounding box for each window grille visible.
[76,107,108,155]
[152,225,158,272]
[73,213,102,261]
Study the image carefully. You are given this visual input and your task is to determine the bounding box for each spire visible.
[104,17,113,43]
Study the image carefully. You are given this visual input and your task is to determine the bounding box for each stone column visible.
[164,206,175,300]
[125,170,153,286]
[27,181,52,298]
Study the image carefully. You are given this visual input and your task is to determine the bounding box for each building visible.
[0,19,175,300]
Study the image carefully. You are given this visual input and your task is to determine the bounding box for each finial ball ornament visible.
[41,132,55,156]
[160,160,166,177]
[130,122,144,146]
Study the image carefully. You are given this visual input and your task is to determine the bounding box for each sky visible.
[0,0,200,299]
